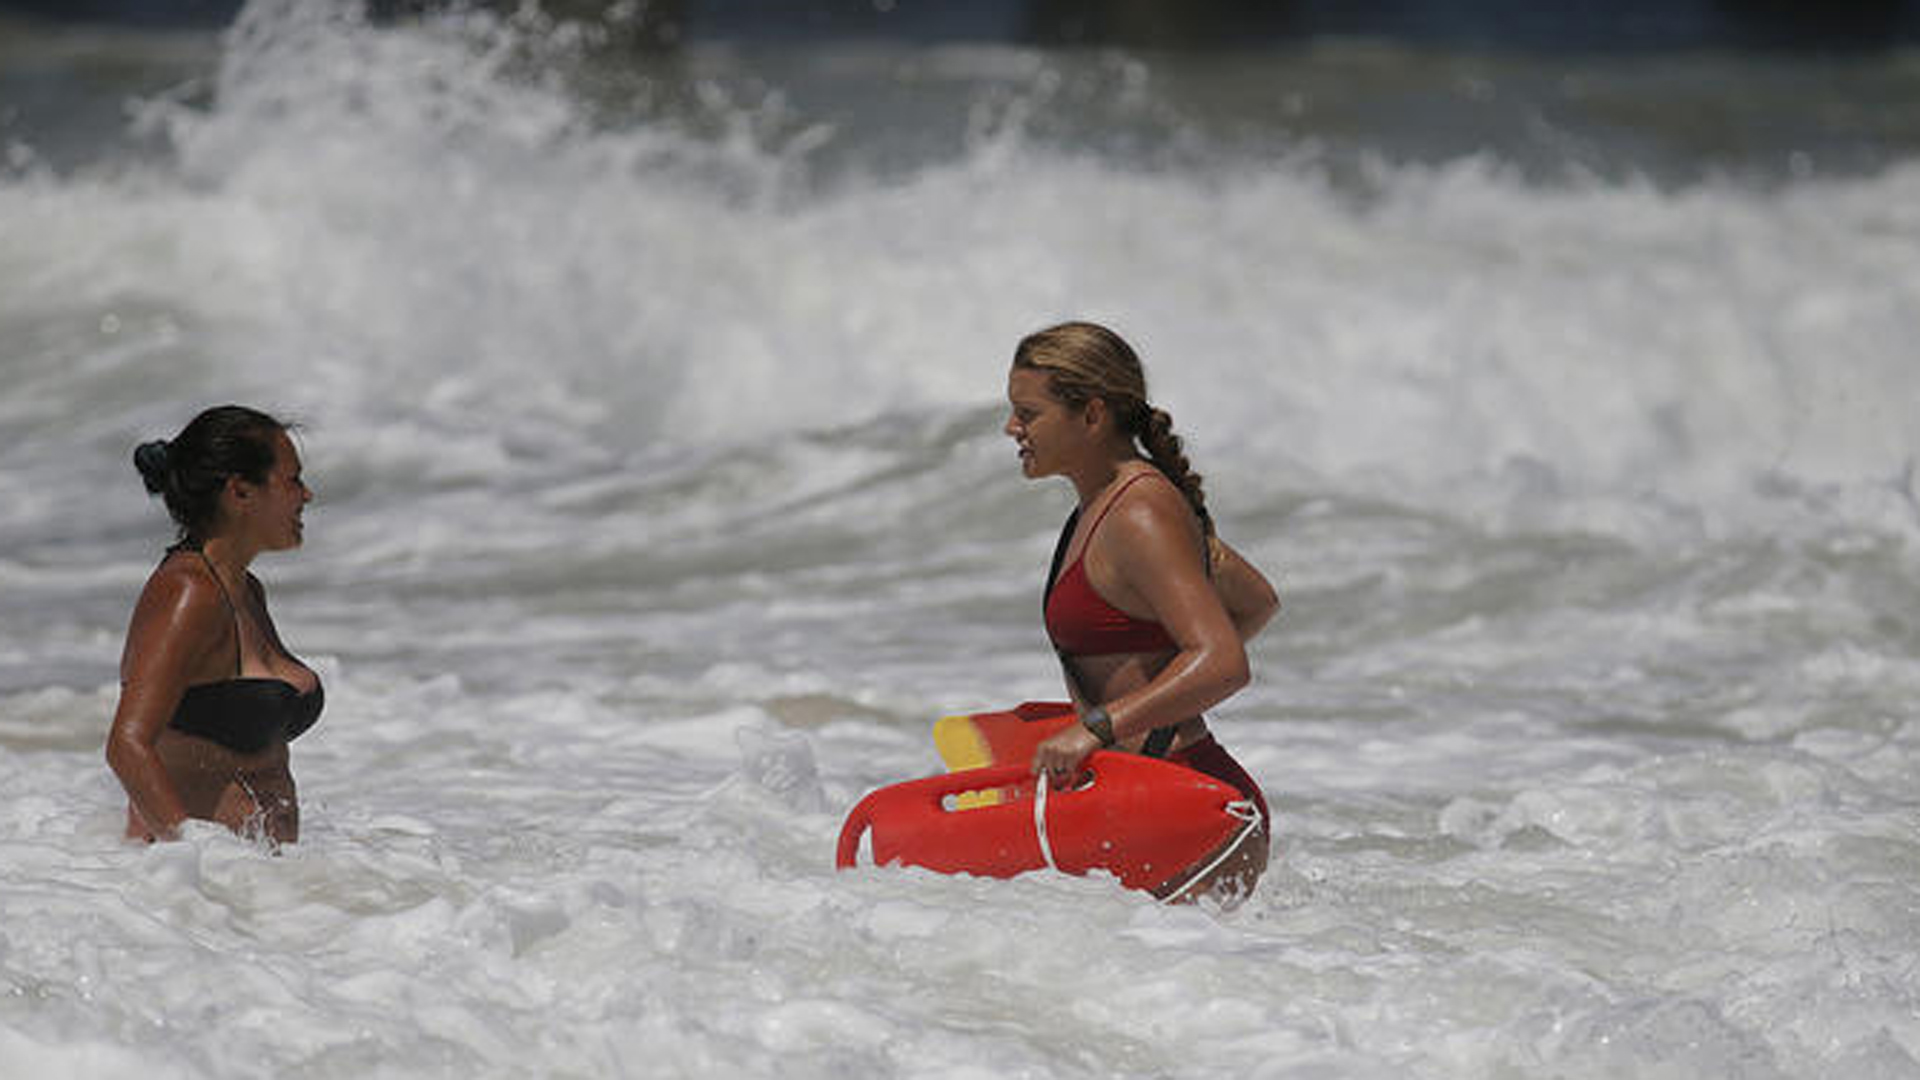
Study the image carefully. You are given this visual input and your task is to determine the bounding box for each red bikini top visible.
[1044,473,1178,656]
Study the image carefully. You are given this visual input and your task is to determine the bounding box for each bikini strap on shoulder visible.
[194,550,244,677]
[1084,470,1156,539]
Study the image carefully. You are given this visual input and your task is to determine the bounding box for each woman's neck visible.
[195,535,258,588]
[1067,451,1147,506]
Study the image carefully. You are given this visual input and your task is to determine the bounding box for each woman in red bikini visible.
[1006,321,1280,902]
[107,405,321,845]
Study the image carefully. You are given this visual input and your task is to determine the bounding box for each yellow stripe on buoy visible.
[932,714,1004,807]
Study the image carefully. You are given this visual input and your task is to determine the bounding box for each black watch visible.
[1080,706,1116,747]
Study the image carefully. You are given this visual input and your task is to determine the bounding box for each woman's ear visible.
[1082,396,1108,432]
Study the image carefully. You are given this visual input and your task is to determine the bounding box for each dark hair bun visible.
[133,440,171,495]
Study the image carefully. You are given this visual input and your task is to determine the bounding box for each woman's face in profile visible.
[1005,367,1086,480]
[244,431,312,551]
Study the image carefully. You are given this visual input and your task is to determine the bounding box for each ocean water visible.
[3,2,1919,1076]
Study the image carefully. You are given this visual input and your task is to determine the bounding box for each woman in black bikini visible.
[1006,321,1280,902]
[107,405,321,844]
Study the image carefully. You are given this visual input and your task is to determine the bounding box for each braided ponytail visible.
[1139,405,1212,539]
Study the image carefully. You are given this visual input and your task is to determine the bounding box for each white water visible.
[3,3,1919,1076]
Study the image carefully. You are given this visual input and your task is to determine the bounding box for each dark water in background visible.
[6,0,1920,184]
[7,0,1920,45]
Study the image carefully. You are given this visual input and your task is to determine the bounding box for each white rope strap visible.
[1032,773,1059,872]
[1035,782,1263,901]
[1158,799,1262,905]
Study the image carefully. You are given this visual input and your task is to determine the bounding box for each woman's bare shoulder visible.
[1108,470,1205,545]
[131,554,227,632]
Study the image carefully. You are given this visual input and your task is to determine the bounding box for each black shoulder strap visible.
[194,550,244,677]
[1141,725,1177,758]
[1043,508,1079,605]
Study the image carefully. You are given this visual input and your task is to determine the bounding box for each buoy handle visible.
[835,791,877,868]
[835,763,1047,869]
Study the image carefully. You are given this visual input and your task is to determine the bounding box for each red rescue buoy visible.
[836,751,1259,896]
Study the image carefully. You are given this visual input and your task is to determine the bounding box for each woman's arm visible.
[1032,483,1249,775]
[105,570,223,839]
[1210,535,1280,642]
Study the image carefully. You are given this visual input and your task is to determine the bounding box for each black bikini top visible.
[166,550,324,755]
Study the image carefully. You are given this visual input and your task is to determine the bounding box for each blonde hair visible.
[1012,321,1211,536]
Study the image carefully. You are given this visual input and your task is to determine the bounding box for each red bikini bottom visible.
[1167,734,1270,829]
